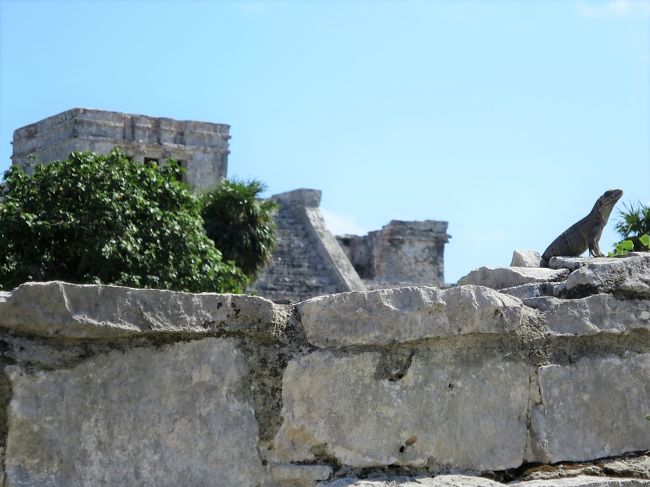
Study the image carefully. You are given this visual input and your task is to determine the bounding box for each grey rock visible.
[297,285,526,347]
[266,463,333,486]
[500,282,560,300]
[564,253,650,298]
[523,294,650,335]
[4,338,266,487]
[0,281,286,339]
[529,354,650,464]
[458,267,569,290]
[511,250,542,268]
[319,476,503,486]
[517,453,650,481]
[548,256,592,271]
[273,350,530,471]
[509,476,650,486]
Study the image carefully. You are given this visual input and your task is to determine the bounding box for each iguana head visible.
[594,189,623,221]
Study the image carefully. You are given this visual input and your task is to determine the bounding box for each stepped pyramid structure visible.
[11,109,450,302]
[249,189,366,302]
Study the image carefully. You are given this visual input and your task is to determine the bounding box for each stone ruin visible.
[12,108,230,189]
[338,219,449,289]
[11,109,451,301]
[249,188,451,302]
[0,252,647,486]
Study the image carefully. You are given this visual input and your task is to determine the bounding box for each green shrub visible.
[0,150,246,292]
[201,179,278,280]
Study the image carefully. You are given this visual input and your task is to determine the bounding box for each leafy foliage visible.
[614,201,650,252]
[609,238,635,257]
[201,179,278,279]
[0,150,247,292]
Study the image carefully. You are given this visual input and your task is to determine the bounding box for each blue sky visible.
[1,0,648,283]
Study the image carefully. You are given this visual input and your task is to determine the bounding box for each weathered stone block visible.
[530,354,650,464]
[511,250,542,268]
[297,285,525,347]
[500,282,560,300]
[524,294,650,335]
[321,475,650,486]
[0,281,285,339]
[319,476,503,486]
[273,350,530,471]
[548,256,592,271]
[4,338,266,487]
[509,477,650,487]
[458,267,568,290]
[564,253,650,298]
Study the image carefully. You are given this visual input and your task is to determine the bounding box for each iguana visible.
[540,189,623,267]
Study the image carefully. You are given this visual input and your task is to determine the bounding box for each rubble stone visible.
[457,267,568,290]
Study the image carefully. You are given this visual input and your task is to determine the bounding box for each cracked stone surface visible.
[273,350,530,471]
[457,267,568,290]
[529,354,650,464]
[509,477,650,486]
[297,285,525,347]
[522,294,650,335]
[563,253,650,298]
[319,476,503,486]
[0,281,286,339]
[3,338,265,487]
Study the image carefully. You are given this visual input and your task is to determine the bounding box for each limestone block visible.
[4,338,266,487]
[321,477,650,487]
[297,285,525,347]
[524,294,650,335]
[0,281,285,339]
[500,282,559,300]
[457,267,568,290]
[509,477,650,487]
[530,354,650,464]
[511,250,542,268]
[274,350,530,471]
[564,253,650,298]
[319,476,503,486]
[548,256,592,271]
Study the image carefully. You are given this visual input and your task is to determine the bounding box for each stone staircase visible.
[249,192,350,303]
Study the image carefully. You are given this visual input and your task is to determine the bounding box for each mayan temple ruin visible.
[11,108,451,302]
[12,108,230,190]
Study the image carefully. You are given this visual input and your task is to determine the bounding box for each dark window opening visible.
[175,160,185,182]
[144,157,159,165]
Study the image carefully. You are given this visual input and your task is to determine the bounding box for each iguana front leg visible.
[588,225,604,257]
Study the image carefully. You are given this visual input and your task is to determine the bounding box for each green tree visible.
[200,179,278,279]
[0,150,247,292]
[613,201,650,253]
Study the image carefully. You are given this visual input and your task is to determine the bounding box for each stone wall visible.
[338,220,450,288]
[12,108,230,189]
[0,253,648,486]
[250,189,366,303]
